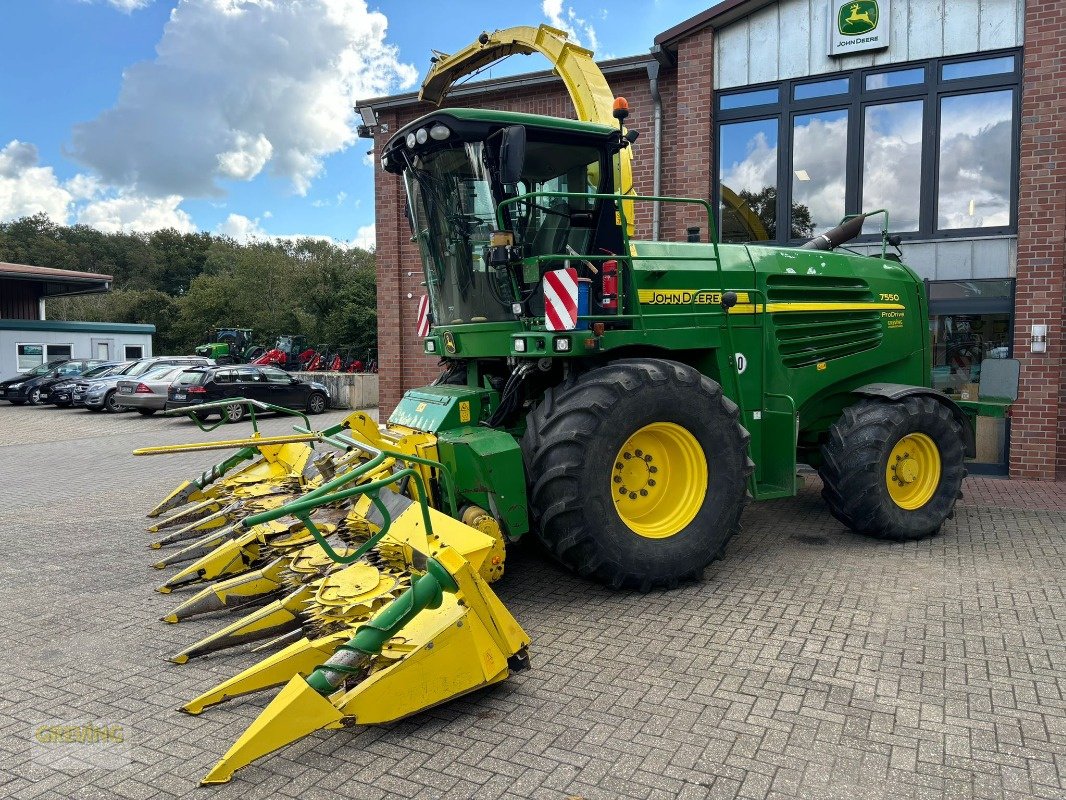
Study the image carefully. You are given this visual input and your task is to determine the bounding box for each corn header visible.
[138,399,527,784]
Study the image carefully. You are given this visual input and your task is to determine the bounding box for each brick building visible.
[362,0,1063,480]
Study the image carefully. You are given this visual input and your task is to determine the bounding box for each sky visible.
[0,0,711,249]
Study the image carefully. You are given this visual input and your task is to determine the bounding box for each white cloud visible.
[70,0,417,199]
[214,212,267,242]
[0,141,76,223]
[108,0,153,11]
[354,222,375,250]
[542,0,600,52]
[77,193,195,233]
[216,132,273,181]
[215,212,373,250]
[80,0,155,12]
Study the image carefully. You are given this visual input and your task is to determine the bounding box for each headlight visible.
[425,340,436,353]
[405,132,417,149]
[553,337,571,352]
[513,338,527,353]
[8,383,22,389]
[415,127,429,145]
[429,124,450,141]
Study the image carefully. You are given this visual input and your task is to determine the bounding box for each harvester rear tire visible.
[818,396,966,541]
[522,358,753,591]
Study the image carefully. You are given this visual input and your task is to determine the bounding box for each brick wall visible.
[372,64,666,416]
[665,27,715,241]
[1010,2,1066,479]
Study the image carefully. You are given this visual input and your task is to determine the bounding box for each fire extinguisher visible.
[601,259,618,311]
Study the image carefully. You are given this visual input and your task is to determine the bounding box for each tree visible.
[724,187,815,242]
[0,214,377,358]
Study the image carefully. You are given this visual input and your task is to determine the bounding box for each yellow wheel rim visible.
[885,432,942,510]
[611,422,708,539]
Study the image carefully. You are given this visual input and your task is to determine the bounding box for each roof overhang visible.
[654,0,778,50]
[358,53,655,113]
[0,262,113,298]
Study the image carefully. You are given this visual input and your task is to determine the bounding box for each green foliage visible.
[0,215,377,357]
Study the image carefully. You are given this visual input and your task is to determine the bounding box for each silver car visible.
[116,364,193,416]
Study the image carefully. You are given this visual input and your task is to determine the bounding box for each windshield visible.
[405,142,511,324]
[83,364,114,378]
[404,139,606,327]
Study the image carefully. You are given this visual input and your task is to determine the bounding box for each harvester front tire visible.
[818,396,966,541]
[522,358,752,591]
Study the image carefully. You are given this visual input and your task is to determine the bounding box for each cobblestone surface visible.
[0,403,1063,799]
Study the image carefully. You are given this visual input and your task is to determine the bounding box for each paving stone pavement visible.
[0,403,1063,800]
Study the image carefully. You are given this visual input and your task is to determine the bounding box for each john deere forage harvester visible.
[140,25,982,785]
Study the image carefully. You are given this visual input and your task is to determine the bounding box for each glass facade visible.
[715,49,1020,243]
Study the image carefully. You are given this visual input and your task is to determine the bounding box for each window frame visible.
[124,344,144,360]
[714,48,1021,244]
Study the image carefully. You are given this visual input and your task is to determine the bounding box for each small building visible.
[362,0,1065,480]
[0,262,154,375]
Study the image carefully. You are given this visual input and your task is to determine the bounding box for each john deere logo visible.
[443,330,457,354]
[838,1,878,35]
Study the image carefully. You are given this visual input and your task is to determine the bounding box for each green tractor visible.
[194,328,260,365]
[372,104,981,590]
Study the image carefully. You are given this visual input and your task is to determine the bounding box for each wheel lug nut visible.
[644,454,652,462]
[648,479,656,486]
[640,489,648,496]
[649,466,658,473]
[629,492,637,500]
[623,452,631,460]
[618,486,627,495]
[613,476,621,484]
[635,449,642,457]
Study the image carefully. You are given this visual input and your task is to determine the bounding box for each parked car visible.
[167,365,330,422]
[116,364,193,416]
[48,362,125,406]
[0,359,107,405]
[74,356,215,412]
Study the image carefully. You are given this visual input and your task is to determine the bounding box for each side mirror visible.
[499,125,526,186]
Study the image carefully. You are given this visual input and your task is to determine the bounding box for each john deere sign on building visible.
[828,0,890,56]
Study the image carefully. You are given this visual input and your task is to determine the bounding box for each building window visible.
[791,108,848,236]
[16,344,44,371]
[928,279,1014,472]
[715,49,1020,243]
[936,90,1013,230]
[47,344,72,362]
[16,343,74,370]
[124,344,144,360]
[862,100,924,232]
[718,118,779,242]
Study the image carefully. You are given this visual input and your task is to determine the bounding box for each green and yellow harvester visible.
[140,25,985,784]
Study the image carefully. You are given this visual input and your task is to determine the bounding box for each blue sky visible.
[0,0,710,248]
